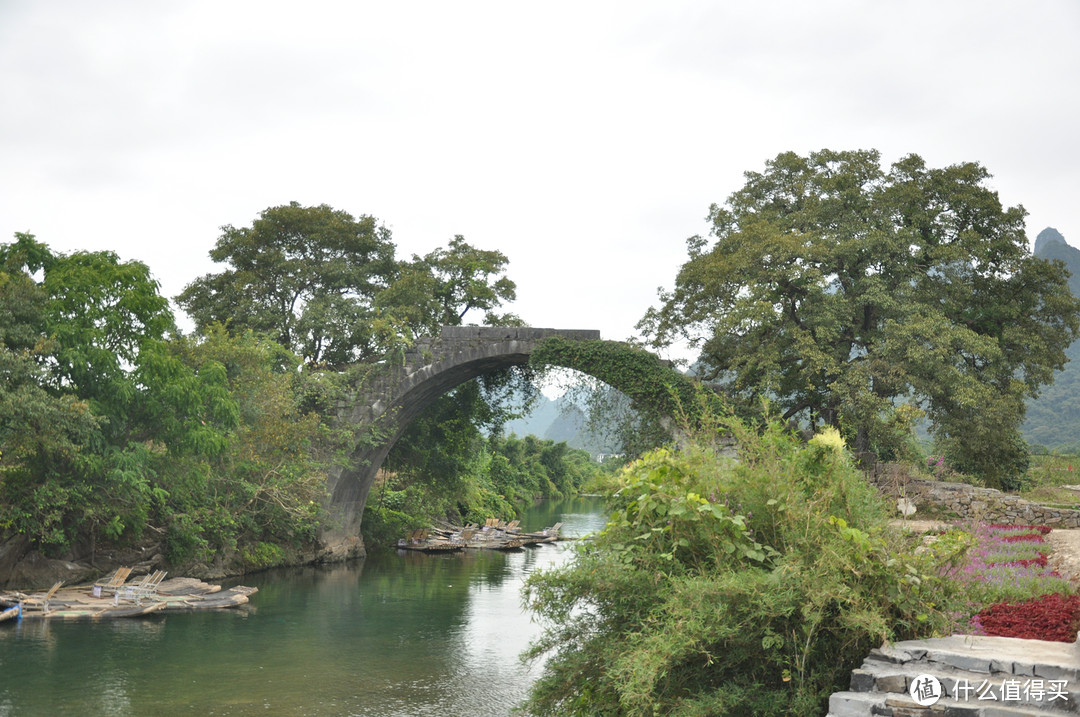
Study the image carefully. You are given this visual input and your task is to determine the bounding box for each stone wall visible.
[870,465,1080,528]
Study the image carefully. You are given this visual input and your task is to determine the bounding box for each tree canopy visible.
[176,202,398,366]
[376,234,519,335]
[0,234,330,562]
[177,203,519,366]
[639,149,1080,486]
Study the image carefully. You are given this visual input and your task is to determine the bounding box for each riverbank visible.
[0,530,325,591]
[0,496,608,716]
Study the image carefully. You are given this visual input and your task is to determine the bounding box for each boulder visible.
[4,549,96,590]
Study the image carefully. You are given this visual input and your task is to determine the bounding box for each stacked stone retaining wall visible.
[870,465,1080,528]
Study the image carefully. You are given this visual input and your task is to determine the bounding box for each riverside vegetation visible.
[5,149,1080,715]
[517,149,1080,715]
[520,417,1080,716]
[0,209,602,578]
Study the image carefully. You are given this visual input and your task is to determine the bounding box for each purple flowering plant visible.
[934,523,1074,633]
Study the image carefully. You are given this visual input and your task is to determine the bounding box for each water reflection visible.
[0,496,608,716]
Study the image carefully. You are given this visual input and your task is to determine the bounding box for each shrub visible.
[241,541,285,569]
[520,417,960,716]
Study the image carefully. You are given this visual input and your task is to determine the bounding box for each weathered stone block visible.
[876,674,909,693]
[851,669,877,692]
[934,653,991,673]
[830,691,888,716]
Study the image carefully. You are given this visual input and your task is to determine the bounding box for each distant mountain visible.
[501,396,564,439]
[1034,227,1068,256]
[501,393,620,456]
[1024,228,1080,450]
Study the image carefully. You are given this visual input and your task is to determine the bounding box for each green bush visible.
[460,486,517,527]
[241,541,286,569]
[520,419,960,716]
[362,490,424,549]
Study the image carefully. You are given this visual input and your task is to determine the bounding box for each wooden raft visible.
[0,577,258,620]
[399,519,564,552]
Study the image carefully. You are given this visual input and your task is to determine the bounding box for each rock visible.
[0,534,31,588]
[4,549,96,590]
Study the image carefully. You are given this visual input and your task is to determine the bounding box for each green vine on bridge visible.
[527,337,723,429]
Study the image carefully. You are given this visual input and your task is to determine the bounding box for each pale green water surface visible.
[0,497,607,716]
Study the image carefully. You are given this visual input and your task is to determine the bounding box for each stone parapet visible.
[438,326,601,341]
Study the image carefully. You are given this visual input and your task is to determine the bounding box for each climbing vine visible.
[528,337,725,435]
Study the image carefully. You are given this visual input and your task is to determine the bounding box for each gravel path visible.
[1045,528,1080,584]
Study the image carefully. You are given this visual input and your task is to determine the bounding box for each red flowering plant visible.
[972,593,1080,642]
[945,524,1080,642]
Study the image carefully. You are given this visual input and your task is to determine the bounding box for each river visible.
[0,496,608,717]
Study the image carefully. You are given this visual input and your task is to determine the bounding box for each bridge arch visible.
[319,326,704,558]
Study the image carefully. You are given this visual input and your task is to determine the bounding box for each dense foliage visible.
[528,338,724,459]
[0,234,328,564]
[640,149,1080,488]
[521,419,959,716]
[176,202,398,366]
[0,204,577,568]
[155,328,331,565]
[364,430,601,548]
[177,204,519,367]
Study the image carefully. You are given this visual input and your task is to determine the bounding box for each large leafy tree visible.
[0,234,180,551]
[155,326,327,563]
[0,241,103,547]
[178,204,520,365]
[376,234,519,334]
[639,149,1080,486]
[0,233,332,561]
[177,202,398,366]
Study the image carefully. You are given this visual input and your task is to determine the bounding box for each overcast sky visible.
[2,1,1077,361]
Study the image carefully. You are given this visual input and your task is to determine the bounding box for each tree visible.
[0,234,178,551]
[178,205,522,366]
[376,234,518,334]
[176,202,398,366]
[42,247,176,423]
[639,150,1080,486]
[0,252,103,548]
[0,231,335,562]
[155,326,327,563]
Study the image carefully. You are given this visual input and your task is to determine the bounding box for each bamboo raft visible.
[0,576,257,621]
[397,528,464,552]
[398,519,563,552]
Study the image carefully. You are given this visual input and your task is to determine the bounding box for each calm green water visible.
[0,497,607,717]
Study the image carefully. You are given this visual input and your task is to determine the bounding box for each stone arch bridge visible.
[320,326,698,558]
